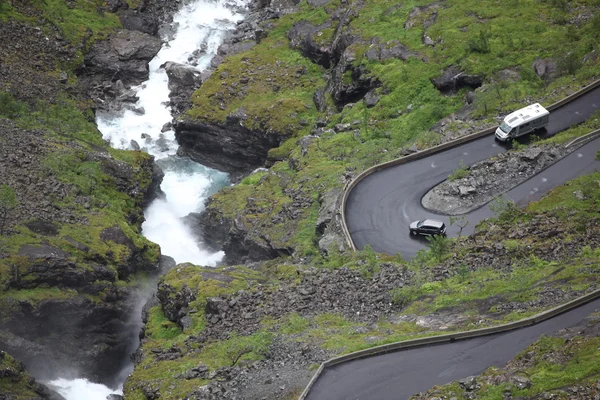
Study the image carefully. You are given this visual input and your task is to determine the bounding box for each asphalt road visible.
[346,86,600,258]
[303,88,600,400]
[305,298,600,400]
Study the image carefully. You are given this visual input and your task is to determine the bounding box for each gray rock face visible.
[119,9,159,35]
[77,29,162,113]
[80,29,162,87]
[533,58,558,80]
[313,87,327,112]
[316,188,340,236]
[328,48,381,106]
[404,3,441,29]
[175,118,284,178]
[287,20,334,68]
[160,61,203,114]
[459,376,478,391]
[188,196,298,265]
[365,40,423,62]
[211,41,257,70]
[431,65,483,94]
[0,121,163,388]
[161,62,202,93]
[422,144,570,215]
[0,294,139,388]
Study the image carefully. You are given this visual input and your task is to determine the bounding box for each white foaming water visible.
[51,0,247,397]
[47,378,122,400]
[97,0,247,266]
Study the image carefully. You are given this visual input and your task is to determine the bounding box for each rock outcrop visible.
[287,20,334,68]
[431,65,483,94]
[81,29,162,85]
[160,61,204,115]
[0,119,162,387]
[532,57,559,81]
[175,117,283,178]
[0,351,65,400]
[422,144,569,215]
[78,29,162,113]
[187,200,294,265]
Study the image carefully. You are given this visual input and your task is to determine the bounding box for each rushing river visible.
[49,0,247,397]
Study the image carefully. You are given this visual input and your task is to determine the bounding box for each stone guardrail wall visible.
[298,288,600,399]
[565,128,600,148]
[299,77,600,399]
[339,77,600,250]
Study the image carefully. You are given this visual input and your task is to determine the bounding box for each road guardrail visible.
[339,77,600,250]
[298,288,600,399]
[303,77,600,399]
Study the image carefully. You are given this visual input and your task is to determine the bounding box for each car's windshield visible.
[499,122,511,133]
[417,220,424,228]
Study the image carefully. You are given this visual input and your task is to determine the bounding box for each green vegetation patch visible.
[0,95,159,300]
[0,0,120,59]
[126,265,278,398]
[527,171,600,219]
[186,4,328,135]
[143,264,268,343]
[193,0,600,258]
[412,333,600,399]
[0,351,49,398]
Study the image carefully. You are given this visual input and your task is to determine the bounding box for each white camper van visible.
[495,103,550,142]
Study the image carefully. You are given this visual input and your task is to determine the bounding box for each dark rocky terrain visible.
[422,143,571,215]
[0,0,168,389]
[1,0,599,398]
[0,351,65,400]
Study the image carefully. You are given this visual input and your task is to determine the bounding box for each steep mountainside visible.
[0,0,169,389]
[126,0,600,399]
[0,0,599,398]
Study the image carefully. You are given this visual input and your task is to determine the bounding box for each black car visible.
[409,219,447,236]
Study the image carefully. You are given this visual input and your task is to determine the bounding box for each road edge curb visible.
[339,77,600,251]
[565,128,600,148]
[298,288,600,399]
[301,77,600,399]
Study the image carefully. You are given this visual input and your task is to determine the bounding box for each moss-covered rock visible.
[186,0,600,264]
[0,0,164,386]
[0,350,65,400]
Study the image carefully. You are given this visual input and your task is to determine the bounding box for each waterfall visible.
[49,0,247,397]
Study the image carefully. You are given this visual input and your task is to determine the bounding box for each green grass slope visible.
[190,0,600,258]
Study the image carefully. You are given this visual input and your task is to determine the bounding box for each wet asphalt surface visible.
[346,87,600,258]
[305,87,600,400]
[306,298,600,400]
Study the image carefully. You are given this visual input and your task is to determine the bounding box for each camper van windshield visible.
[499,122,511,133]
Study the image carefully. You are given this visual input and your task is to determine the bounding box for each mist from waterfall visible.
[49,0,247,397]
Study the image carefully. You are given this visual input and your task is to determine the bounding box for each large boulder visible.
[78,29,162,89]
[119,9,159,35]
[365,40,423,62]
[328,46,381,106]
[188,200,294,265]
[160,61,204,114]
[532,58,558,81]
[175,116,284,179]
[431,65,483,93]
[287,20,334,68]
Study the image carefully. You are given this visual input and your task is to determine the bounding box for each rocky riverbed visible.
[422,144,572,215]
